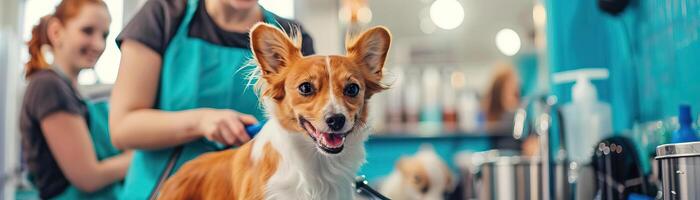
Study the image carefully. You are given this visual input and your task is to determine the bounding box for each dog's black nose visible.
[325,114,346,131]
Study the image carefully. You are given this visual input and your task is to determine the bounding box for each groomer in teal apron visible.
[20,1,132,199]
[111,0,314,199]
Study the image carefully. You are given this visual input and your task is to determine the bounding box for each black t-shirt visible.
[19,70,88,199]
[116,0,315,56]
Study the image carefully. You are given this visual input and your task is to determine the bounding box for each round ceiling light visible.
[429,0,464,30]
[495,28,521,56]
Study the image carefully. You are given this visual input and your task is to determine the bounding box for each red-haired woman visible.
[20,0,131,199]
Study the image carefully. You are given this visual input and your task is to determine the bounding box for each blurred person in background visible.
[483,64,521,135]
[109,0,315,198]
[482,64,540,156]
[19,0,132,199]
[482,64,524,151]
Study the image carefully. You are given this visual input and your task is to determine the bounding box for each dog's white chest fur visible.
[251,119,368,200]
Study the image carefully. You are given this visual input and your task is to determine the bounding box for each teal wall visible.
[546,0,700,133]
[634,1,700,122]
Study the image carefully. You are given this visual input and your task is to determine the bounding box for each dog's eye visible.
[343,83,360,97]
[298,82,314,96]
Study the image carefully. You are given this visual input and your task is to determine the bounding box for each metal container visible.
[656,141,700,200]
[456,150,572,200]
[478,156,544,200]
[456,150,544,200]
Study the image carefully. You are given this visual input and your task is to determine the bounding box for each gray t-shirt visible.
[20,70,87,199]
[116,0,315,56]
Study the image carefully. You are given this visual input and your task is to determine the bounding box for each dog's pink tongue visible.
[321,132,344,147]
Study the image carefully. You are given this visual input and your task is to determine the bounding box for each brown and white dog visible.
[157,23,391,200]
[380,145,454,200]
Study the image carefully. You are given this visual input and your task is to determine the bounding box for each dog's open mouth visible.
[299,117,347,154]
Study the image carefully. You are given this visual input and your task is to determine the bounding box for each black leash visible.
[148,146,184,200]
[354,176,391,200]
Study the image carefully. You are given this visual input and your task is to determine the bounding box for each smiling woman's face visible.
[50,3,110,70]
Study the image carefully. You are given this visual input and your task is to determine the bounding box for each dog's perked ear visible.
[250,23,302,77]
[346,26,391,76]
[346,26,391,98]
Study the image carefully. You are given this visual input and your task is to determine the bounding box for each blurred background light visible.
[495,28,521,56]
[429,0,464,30]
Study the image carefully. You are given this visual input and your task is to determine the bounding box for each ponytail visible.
[25,16,52,78]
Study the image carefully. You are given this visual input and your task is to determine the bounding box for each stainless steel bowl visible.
[656,141,700,200]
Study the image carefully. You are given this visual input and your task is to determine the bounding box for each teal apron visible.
[48,67,124,200]
[119,0,277,199]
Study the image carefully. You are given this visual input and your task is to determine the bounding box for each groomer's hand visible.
[195,108,259,146]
